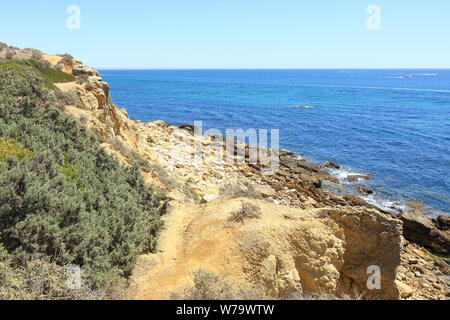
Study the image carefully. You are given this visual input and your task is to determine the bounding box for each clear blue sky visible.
[1,0,449,69]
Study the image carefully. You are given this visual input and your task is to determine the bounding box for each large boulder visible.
[322,161,340,169]
[357,186,373,195]
[399,210,450,253]
[435,215,449,231]
[326,207,403,300]
[347,174,372,182]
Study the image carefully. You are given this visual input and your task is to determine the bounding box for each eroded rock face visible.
[326,207,403,300]
[128,199,403,300]
[239,205,346,298]
[56,72,126,141]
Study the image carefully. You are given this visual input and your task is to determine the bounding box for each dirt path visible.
[126,198,256,300]
[127,201,199,299]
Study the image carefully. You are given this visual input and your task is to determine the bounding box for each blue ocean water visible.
[99,69,450,216]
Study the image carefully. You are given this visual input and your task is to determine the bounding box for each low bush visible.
[31,49,43,61]
[0,66,168,292]
[58,53,74,66]
[171,270,269,300]
[219,182,262,199]
[5,50,14,60]
[48,90,85,110]
[228,201,262,224]
[76,74,90,84]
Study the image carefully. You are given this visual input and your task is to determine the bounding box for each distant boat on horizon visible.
[406,73,440,79]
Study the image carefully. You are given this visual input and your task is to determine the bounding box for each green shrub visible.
[59,152,80,182]
[0,137,35,165]
[0,59,76,89]
[0,66,167,291]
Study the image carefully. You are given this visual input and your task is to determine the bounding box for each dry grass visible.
[107,138,195,198]
[5,50,14,60]
[48,90,85,110]
[170,270,269,300]
[76,74,90,84]
[287,290,364,300]
[228,201,261,225]
[31,49,43,61]
[220,182,262,199]
[58,53,74,65]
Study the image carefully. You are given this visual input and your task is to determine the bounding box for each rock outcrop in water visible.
[4,44,447,300]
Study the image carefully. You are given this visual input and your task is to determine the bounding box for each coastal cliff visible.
[0,44,448,300]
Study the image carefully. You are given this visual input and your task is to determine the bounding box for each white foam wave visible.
[326,167,365,184]
[361,194,407,215]
[410,73,439,76]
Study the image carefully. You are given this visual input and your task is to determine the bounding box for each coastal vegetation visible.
[0,61,167,298]
[0,59,76,89]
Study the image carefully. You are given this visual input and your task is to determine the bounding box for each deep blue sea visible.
[99,69,450,216]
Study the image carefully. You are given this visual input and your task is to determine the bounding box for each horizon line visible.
[96,67,450,71]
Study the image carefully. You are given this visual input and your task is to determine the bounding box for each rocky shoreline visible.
[2,45,448,300]
[52,54,449,300]
[174,124,450,258]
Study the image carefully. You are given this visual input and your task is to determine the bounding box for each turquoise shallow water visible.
[99,69,450,216]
